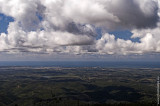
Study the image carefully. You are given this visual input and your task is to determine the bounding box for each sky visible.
[0,0,160,61]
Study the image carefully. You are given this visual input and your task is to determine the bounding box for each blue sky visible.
[109,30,140,42]
[0,0,160,61]
[0,13,14,34]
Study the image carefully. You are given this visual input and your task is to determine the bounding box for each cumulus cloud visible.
[63,0,159,29]
[0,0,160,55]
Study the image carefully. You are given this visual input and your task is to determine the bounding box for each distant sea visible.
[0,61,159,68]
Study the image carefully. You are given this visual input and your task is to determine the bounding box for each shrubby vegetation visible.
[0,67,159,106]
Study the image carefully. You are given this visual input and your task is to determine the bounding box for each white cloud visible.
[0,0,159,55]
